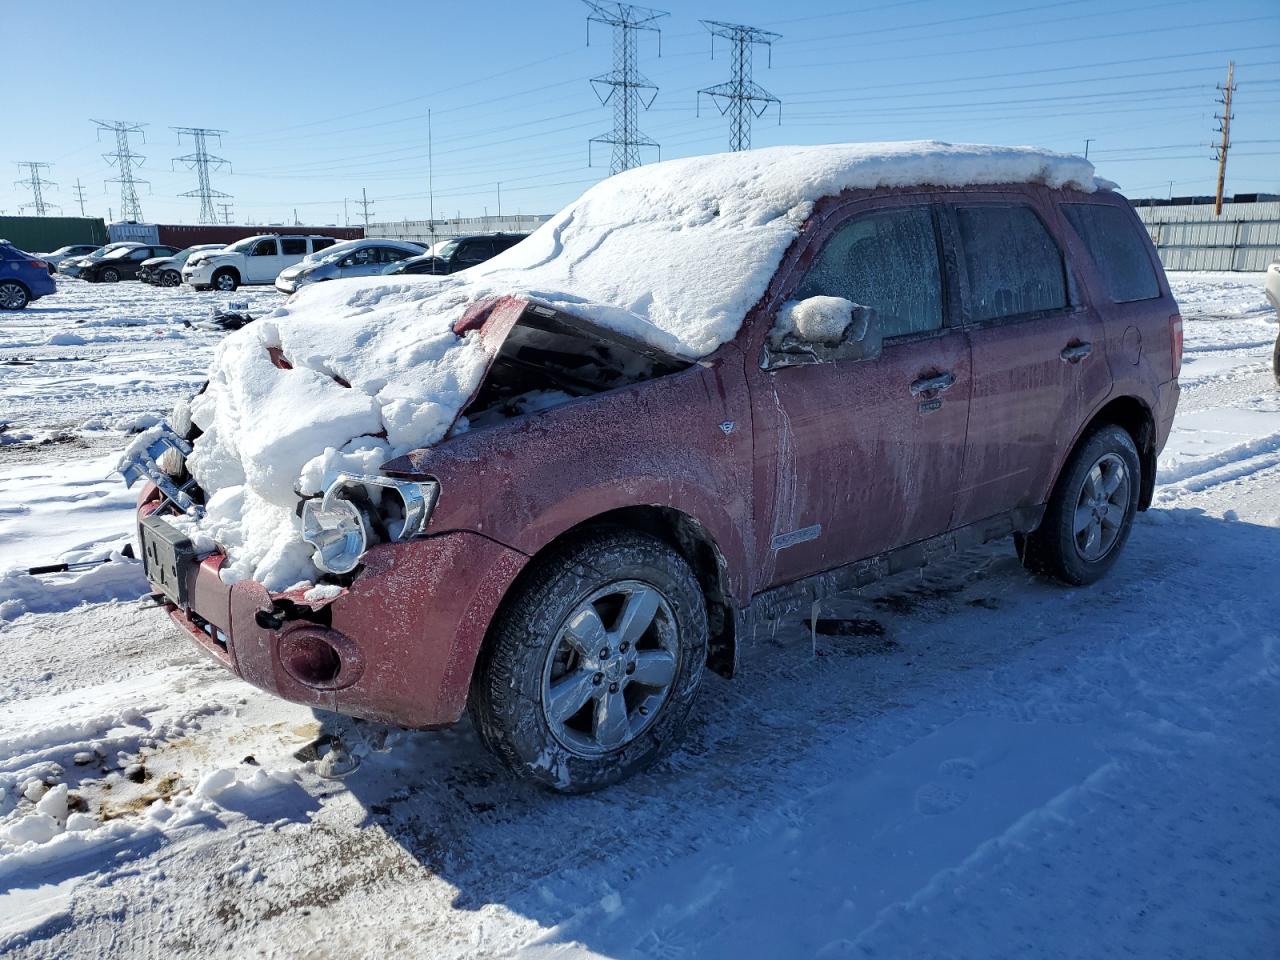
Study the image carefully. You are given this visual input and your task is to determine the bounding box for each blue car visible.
[0,241,56,309]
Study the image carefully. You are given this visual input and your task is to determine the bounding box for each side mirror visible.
[761,296,883,370]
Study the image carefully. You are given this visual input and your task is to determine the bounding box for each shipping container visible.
[0,216,108,253]
[105,222,364,247]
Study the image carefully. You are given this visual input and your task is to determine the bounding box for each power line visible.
[14,162,58,216]
[92,119,148,222]
[1213,60,1236,216]
[172,127,232,224]
[584,1,669,174]
[697,21,781,152]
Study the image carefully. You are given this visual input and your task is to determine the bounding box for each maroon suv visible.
[124,146,1181,791]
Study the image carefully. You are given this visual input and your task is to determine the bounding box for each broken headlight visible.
[300,474,439,575]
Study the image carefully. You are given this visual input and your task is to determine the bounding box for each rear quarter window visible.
[954,204,1068,322]
[311,238,336,253]
[281,239,307,256]
[1061,203,1160,303]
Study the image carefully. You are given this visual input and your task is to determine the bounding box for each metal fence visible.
[1134,200,1280,272]
[368,214,552,245]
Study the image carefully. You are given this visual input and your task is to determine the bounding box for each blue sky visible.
[4,0,1278,225]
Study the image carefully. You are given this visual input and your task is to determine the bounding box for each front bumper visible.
[138,492,527,728]
[183,263,217,286]
[274,277,299,294]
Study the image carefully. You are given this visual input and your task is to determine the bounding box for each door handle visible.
[1060,342,1093,364]
[909,372,956,396]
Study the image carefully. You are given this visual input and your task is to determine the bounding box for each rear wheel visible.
[212,270,238,292]
[0,281,30,310]
[469,529,708,792]
[99,267,120,283]
[1021,425,1141,585]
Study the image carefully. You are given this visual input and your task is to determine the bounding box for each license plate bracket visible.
[139,514,197,608]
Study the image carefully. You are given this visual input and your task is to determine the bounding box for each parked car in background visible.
[274,238,425,294]
[80,244,181,283]
[1266,258,1280,384]
[0,241,56,309]
[121,144,1182,791]
[141,245,226,286]
[59,242,146,279]
[40,244,100,274]
[383,233,526,276]
[183,235,337,291]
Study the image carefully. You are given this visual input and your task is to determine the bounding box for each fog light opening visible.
[283,635,342,687]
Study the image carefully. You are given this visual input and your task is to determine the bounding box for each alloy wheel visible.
[1072,452,1130,562]
[0,282,28,309]
[540,580,680,757]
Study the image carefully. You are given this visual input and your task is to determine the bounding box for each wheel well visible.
[212,266,240,282]
[1078,396,1156,509]
[497,506,738,679]
[0,279,31,294]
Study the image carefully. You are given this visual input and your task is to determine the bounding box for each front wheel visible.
[212,270,238,292]
[1021,425,1141,585]
[160,270,182,287]
[469,530,708,792]
[99,267,120,283]
[0,281,30,310]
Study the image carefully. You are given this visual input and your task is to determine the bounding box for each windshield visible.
[224,238,258,253]
[435,239,461,259]
[103,247,133,260]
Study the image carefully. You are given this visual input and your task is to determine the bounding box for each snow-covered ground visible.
[0,273,1277,958]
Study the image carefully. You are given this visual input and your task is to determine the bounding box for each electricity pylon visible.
[93,119,149,221]
[173,127,232,224]
[697,21,781,152]
[583,1,669,174]
[14,162,58,216]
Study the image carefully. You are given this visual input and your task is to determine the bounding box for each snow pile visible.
[178,141,1101,589]
[773,296,857,344]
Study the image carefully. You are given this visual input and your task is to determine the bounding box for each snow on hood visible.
[181,141,1102,589]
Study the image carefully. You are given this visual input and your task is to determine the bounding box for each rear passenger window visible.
[281,238,307,256]
[955,205,1067,322]
[1061,203,1160,302]
[794,205,943,337]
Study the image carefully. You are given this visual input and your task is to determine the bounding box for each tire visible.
[161,270,182,287]
[0,281,30,310]
[212,270,238,292]
[1272,329,1279,388]
[1021,424,1141,585]
[100,267,120,283]
[469,529,708,793]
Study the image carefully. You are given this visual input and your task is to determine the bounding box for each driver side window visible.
[795,205,943,338]
[251,239,278,257]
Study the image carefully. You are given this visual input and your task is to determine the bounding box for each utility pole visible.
[357,188,374,229]
[497,182,502,220]
[73,178,88,217]
[344,197,350,227]
[1213,60,1236,217]
[172,127,231,224]
[14,162,58,216]
[1084,138,1095,160]
[697,20,781,152]
[427,108,436,248]
[92,119,149,221]
[217,202,234,225]
[583,1,669,174]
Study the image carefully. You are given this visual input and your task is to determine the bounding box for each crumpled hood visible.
[176,140,1103,589]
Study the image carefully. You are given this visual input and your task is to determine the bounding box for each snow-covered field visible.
[1,274,1277,958]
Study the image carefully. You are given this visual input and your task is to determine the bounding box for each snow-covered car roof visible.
[166,141,1105,588]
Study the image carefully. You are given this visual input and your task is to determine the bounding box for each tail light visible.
[29,259,48,270]
[1169,313,1183,379]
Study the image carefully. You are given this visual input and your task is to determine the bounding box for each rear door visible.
[945,191,1112,526]
[748,195,972,588]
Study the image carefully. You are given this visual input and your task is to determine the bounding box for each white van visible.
[182,235,337,291]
